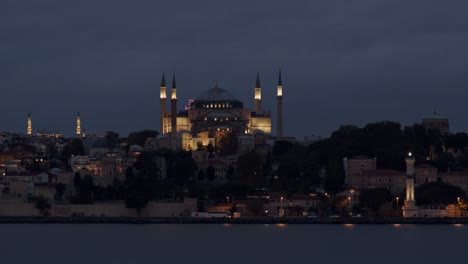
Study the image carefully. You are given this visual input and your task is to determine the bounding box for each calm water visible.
[0,224,466,264]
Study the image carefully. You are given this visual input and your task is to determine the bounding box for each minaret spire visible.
[276,69,283,138]
[160,73,167,134]
[170,72,178,138]
[27,112,32,136]
[76,110,81,138]
[254,72,262,113]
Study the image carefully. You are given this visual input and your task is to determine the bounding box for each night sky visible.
[2,0,468,139]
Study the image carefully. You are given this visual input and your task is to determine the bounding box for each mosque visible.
[155,72,284,150]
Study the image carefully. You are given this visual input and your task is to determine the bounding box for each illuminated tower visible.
[405,152,416,205]
[27,112,32,136]
[171,73,177,137]
[254,73,262,113]
[159,73,167,134]
[276,70,283,139]
[76,111,81,138]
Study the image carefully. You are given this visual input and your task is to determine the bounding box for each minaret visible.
[159,73,167,134]
[27,112,32,136]
[170,73,177,137]
[276,70,283,139]
[405,152,416,208]
[76,111,81,138]
[254,73,262,113]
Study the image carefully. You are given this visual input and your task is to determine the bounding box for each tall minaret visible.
[27,112,32,136]
[276,70,283,139]
[254,73,262,113]
[76,111,81,138]
[405,152,416,208]
[159,73,167,134]
[170,73,177,137]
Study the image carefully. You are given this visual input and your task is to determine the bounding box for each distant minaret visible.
[159,73,167,134]
[171,73,177,137]
[276,70,283,139]
[405,152,416,207]
[254,73,262,113]
[76,111,81,138]
[27,112,32,136]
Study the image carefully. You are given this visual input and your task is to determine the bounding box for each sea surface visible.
[0,223,466,264]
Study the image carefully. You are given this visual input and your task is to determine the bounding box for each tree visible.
[197,170,206,181]
[217,132,238,156]
[206,166,216,182]
[358,188,392,212]
[415,182,466,205]
[105,131,120,148]
[73,172,82,189]
[127,130,159,147]
[54,183,66,201]
[237,150,264,187]
[125,192,149,216]
[34,196,51,216]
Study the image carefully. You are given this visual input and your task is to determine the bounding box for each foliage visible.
[206,165,216,182]
[415,182,466,205]
[237,150,264,187]
[127,130,159,147]
[33,195,51,216]
[216,132,238,156]
[358,188,392,211]
[54,183,66,200]
[125,192,149,215]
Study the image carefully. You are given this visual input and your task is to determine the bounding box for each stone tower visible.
[27,112,32,136]
[159,73,167,134]
[276,70,283,139]
[403,152,417,217]
[254,73,262,114]
[171,73,177,137]
[76,111,81,138]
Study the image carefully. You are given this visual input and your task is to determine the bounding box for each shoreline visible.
[1,217,468,225]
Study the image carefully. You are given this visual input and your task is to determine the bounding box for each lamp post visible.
[226,196,230,207]
[280,196,284,217]
[396,197,399,208]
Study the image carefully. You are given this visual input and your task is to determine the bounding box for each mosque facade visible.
[156,72,284,150]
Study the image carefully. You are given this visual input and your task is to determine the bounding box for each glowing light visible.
[393,224,401,227]
[343,224,354,228]
[453,224,464,227]
[408,152,412,157]
[276,223,287,228]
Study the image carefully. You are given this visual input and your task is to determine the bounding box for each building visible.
[157,72,284,150]
[422,111,449,135]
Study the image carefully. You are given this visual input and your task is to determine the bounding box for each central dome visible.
[197,85,238,102]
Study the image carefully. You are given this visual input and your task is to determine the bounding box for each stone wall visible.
[0,198,197,218]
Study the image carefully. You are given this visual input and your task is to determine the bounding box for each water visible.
[0,224,465,264]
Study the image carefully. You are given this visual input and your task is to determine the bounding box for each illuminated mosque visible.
[156,72,284,150]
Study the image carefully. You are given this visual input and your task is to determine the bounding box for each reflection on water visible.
[0,224,467,264]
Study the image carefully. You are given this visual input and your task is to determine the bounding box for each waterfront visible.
[1,224,466,264]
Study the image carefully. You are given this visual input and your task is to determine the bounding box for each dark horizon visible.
[2,0,467,138]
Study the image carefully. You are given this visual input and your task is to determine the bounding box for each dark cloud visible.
[1,0,468,138]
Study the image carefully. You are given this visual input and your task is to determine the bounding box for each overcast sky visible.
[1,0,467,139]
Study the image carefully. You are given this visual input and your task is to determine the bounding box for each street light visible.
[396,197,399,208]
[280,196,284,217]
[226,196,230,206]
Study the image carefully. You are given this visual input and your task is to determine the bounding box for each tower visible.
[276,70,283,139]
[254,73,262,113]
[76,111,81,138]
[159,73,167,134]
[27,112,32,136]
[171,73,177,137]
[403,152,417,217]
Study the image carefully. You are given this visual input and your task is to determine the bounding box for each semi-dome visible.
[197,85,238,102]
